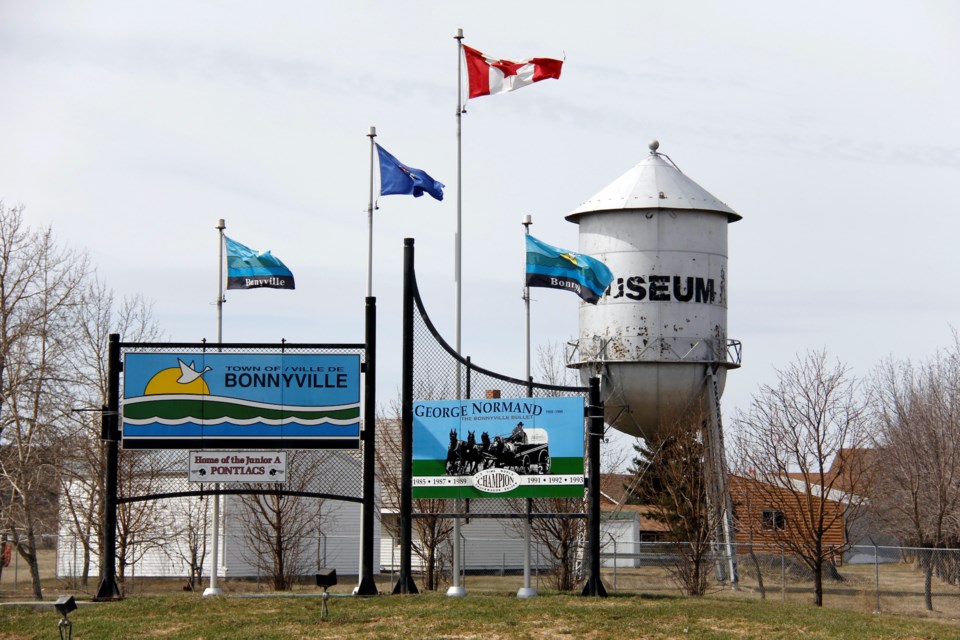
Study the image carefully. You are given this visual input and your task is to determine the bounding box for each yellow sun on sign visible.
[144,360,212,395]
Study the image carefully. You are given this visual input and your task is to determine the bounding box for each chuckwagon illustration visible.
[445,422,551,476]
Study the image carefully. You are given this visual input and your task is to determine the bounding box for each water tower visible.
[566,140,741,583]
[566,140,741,439]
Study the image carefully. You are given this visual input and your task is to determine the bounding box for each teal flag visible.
[525,235,613,304]
[225,236,295,290]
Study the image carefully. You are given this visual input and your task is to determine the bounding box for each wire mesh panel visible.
[117,342,365,504]
[596,542,960,616]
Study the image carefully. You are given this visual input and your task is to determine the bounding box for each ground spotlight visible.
[316,569,337,621]
[54,595,77,640]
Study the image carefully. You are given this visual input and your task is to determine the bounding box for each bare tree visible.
[504,341,587,592]
[0,204,90,599]
[115,451,176,585]
[733,350,869,607]
[59,277,161,586]
[521,497,583,591]
[238,493,320,591]
[376,412,452,591]
[625,412,713,596]
[170,495,210,591]
[870,341,960,610]
[237,451,329,591]
[535,340,578,388]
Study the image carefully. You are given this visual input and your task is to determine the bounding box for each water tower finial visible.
[648,139,660,154]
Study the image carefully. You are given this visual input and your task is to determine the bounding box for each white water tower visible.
[566,141,741,439]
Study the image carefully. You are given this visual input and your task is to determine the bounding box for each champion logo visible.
[473,468,520,493]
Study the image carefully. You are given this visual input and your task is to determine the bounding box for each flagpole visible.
[367,126,378,298]
[518,214,537,598]
[205,219,226,597]
[447,26,467,600]
[455,27,464,360]
[522,215,533,384]
[217,219,225,345]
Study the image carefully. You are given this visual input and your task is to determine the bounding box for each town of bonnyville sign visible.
[121,352,361,449]
[412,397,585,499]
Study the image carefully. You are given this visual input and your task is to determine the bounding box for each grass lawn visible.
[2,591,959,640]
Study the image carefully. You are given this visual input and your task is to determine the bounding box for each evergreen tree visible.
[624,422,713,595]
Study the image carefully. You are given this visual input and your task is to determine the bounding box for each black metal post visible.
[356,296,379,595]
[393,239,418,594]
[581,376,607,597]
[95,333,122,600]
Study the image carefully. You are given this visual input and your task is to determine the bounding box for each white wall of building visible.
[600,516,640,568]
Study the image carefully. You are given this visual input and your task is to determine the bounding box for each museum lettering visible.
[606,275,715,303]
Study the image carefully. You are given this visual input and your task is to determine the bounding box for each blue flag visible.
[525,235,613,304]
[376,144,445,201]
[225,236,295,290]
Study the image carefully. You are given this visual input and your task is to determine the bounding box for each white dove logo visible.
[177,359,212,384]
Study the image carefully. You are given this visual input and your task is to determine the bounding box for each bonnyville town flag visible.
[225,236,295,290]
[525,234,613,304]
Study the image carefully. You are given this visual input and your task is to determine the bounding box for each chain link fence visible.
[376,532,960,618]
[5,532,960,621]
[598,541,960,616]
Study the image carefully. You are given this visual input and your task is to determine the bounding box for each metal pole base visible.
[391,574,419,595]
[202,587,223,597]
[581,577,608,597]
[516,587,538,598]
[94,582,121,601]
[354,577,378,596]
[446,585,467,597]
[58,617,73,640]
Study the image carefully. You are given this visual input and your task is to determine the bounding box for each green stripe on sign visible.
[413,485,584,499]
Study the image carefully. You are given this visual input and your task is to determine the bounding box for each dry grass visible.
[2,591,959,640]
[3,548,959,629]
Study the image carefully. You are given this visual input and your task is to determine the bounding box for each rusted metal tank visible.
[566,141,741,438]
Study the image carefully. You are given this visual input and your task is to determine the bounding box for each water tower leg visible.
[704,366,739,590]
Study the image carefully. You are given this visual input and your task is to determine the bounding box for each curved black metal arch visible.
[119,488,363,505]
[410,273,588,394]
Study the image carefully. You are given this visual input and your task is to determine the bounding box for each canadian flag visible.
[463,44,563,99]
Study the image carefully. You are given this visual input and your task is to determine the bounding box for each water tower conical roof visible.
[566,143,741,222]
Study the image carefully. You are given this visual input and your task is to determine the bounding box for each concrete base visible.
[516,587,538,599]
[445,585,467,598]
[202,587,223,597]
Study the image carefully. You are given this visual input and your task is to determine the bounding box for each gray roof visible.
[566,142,741,222]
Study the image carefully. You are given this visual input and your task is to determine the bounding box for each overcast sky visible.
[2,1,959,451]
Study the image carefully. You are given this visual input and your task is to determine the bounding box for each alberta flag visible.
[377,144,445,201]
[525,235,613,304]
[225,236,295,290]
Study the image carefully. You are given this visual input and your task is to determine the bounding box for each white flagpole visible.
[367,126,378,298]
[454,28,464,359]
[518,214,537,598]
[217,220,225,344]
[522,215,533,384]
[205,219,226,597]
[447,26,467,599]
